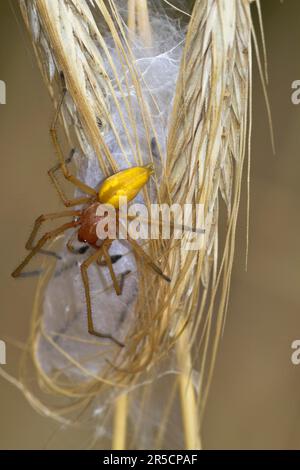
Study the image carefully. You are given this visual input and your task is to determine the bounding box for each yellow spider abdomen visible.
[98,164,153,208]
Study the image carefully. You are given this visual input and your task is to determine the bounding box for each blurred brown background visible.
[0,0,300,449]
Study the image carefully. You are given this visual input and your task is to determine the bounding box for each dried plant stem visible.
[128,0,136,35]
[112,393,128,450]
[177,329,201,450]
[136,0,152,47]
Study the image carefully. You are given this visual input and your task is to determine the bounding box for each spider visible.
[11,84,171,348]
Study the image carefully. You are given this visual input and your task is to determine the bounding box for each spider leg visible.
[12,221,78,278]
[97,254,123,266]
[80,248,124,347]
[102,245,122,296]
[26,210,81,250]
[48,166,94,208]
[49,85,97,206]
[126,234,171,283]
[48,150,96,207]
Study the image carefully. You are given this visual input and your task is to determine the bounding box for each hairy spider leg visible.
[12,220,79,278]
[101,244,122,296]
[80,243,124,348]
[49,83,97,207]
[48,152,94,208]
[25,210,81,250]
[126,234,171,283]
[23,209,82,262]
